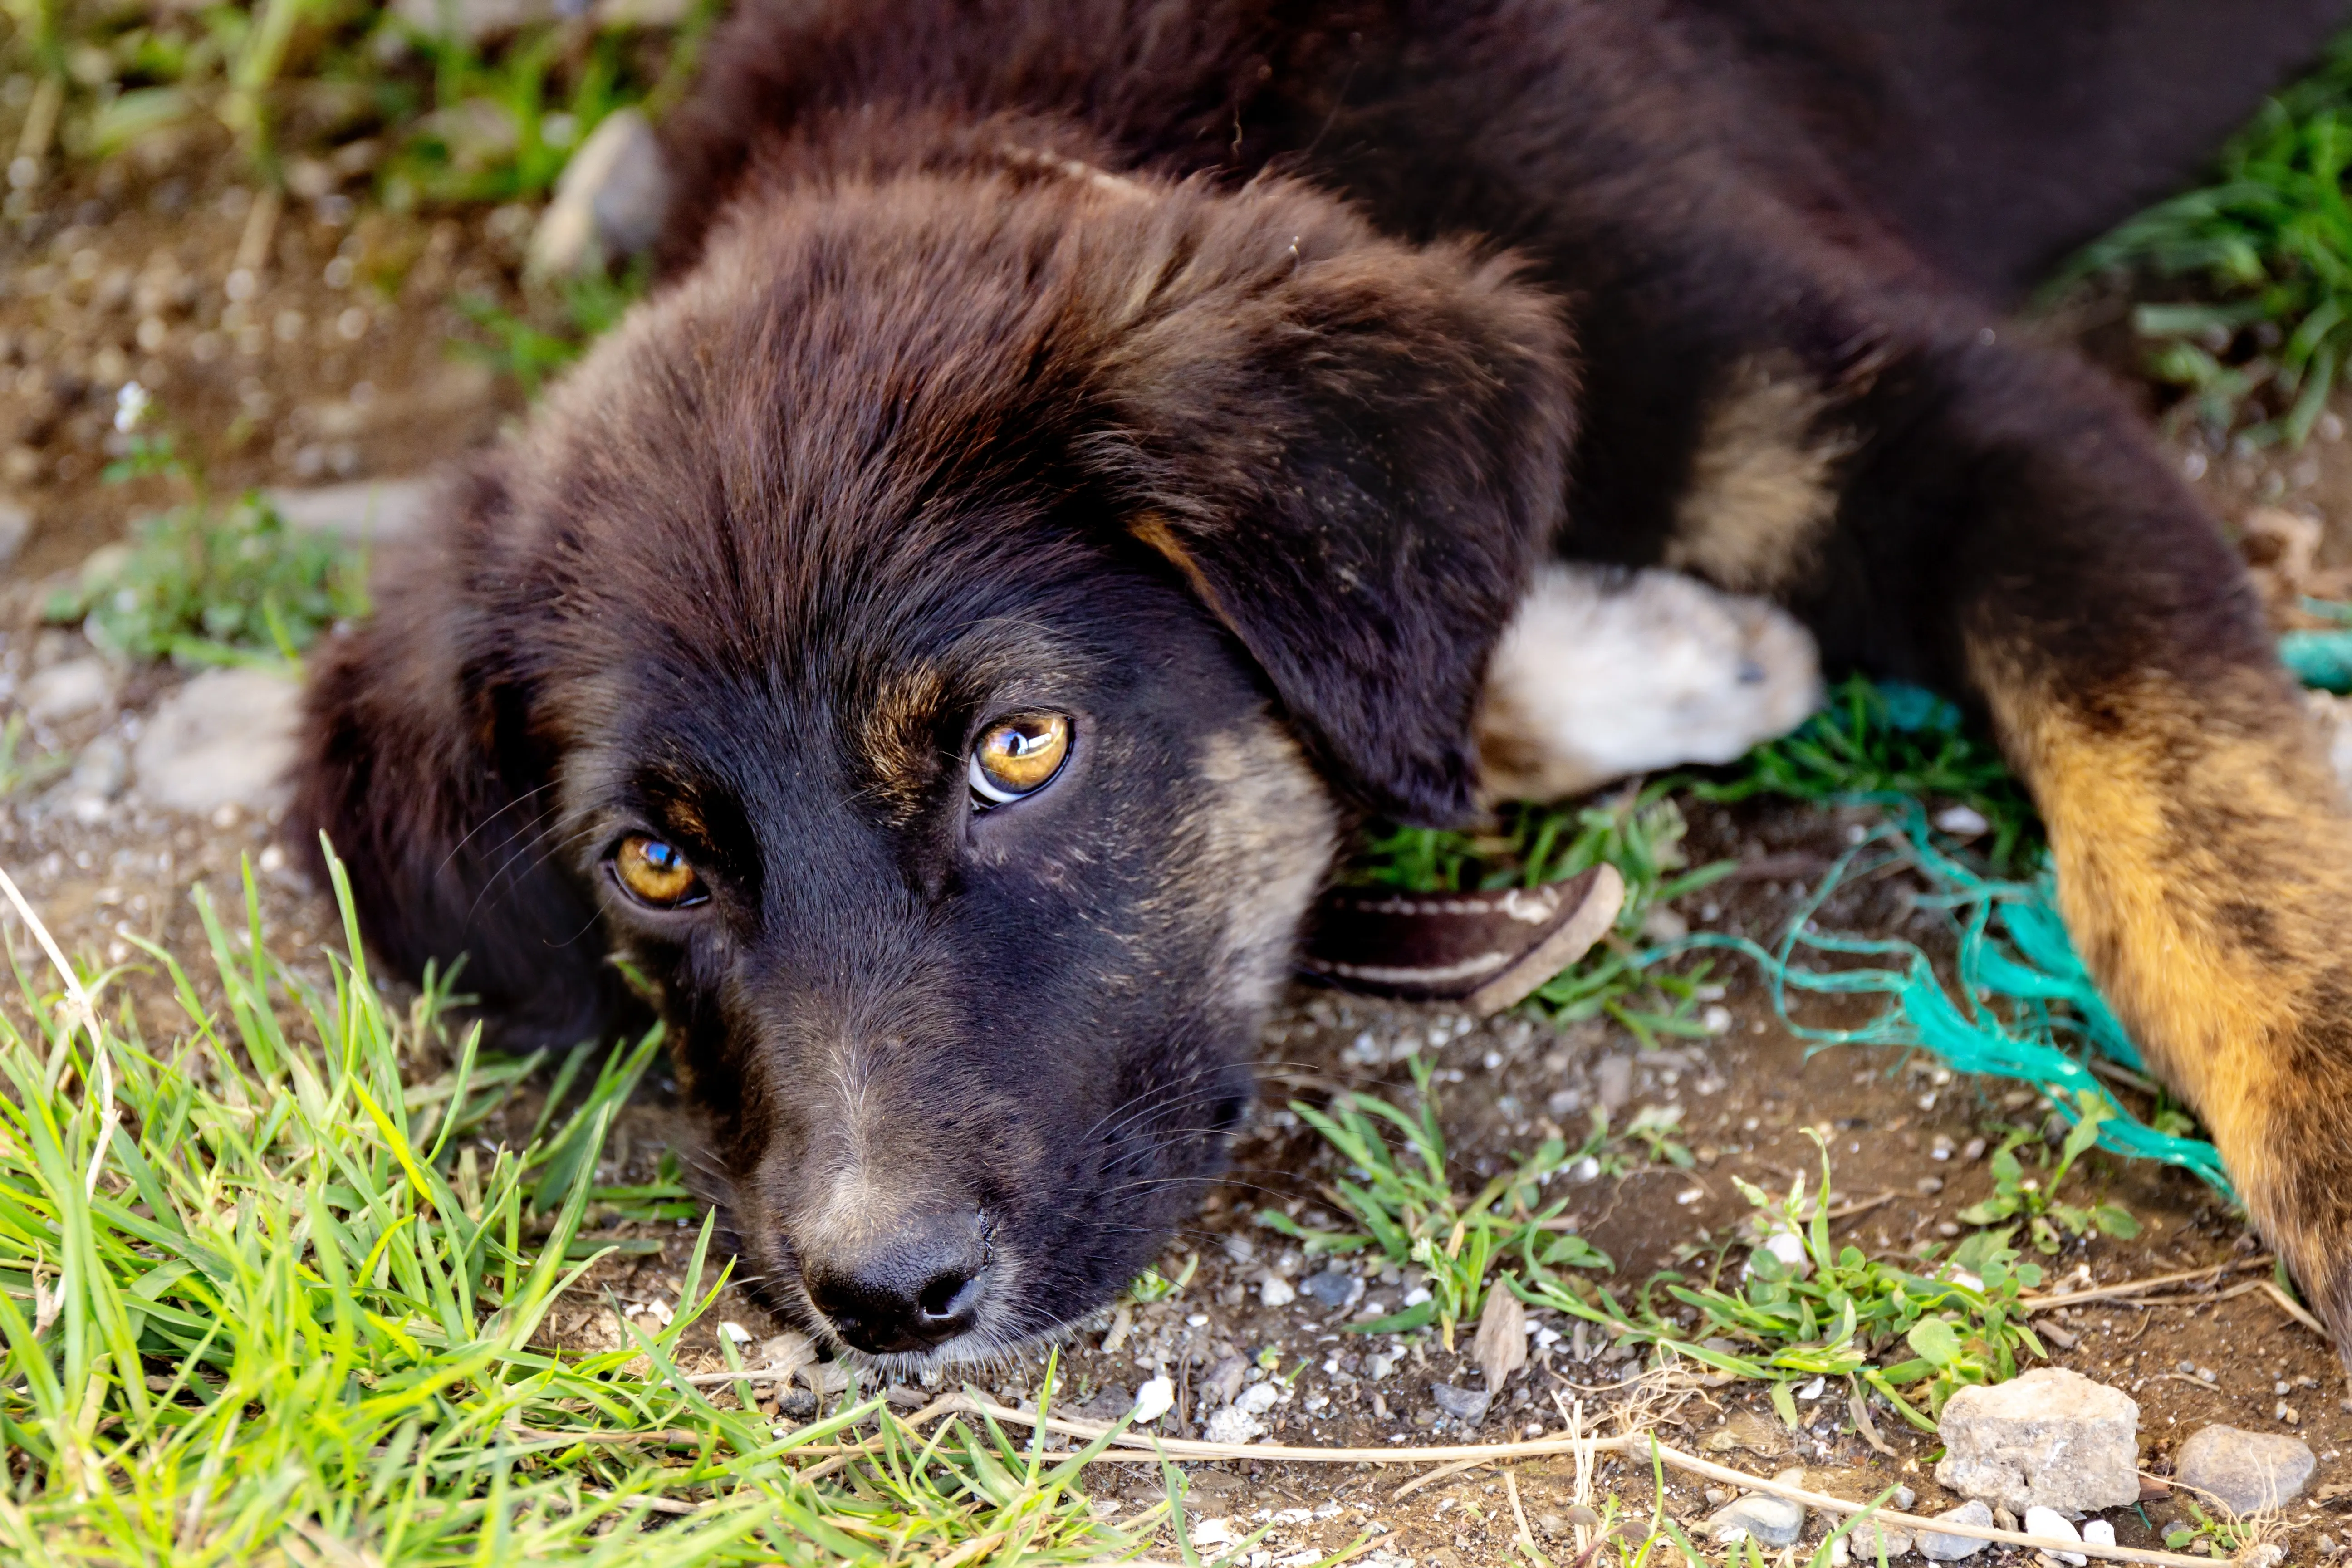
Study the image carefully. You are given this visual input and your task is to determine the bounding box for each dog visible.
[294,0,2352,1366]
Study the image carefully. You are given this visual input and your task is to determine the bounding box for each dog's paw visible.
[1475,562,1822,802]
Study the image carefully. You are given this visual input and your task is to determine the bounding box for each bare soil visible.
[5,130,2352,1568]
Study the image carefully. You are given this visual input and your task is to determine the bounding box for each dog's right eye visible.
[969,712,1072,806]
[611,834,708,909]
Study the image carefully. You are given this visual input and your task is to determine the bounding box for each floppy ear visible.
[1096,196,1576,825]
[288,463,619,1046]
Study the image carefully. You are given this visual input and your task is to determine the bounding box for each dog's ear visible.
[289,462,617,1045]
[1095,198,1576,825]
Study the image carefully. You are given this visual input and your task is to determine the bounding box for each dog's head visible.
[294,163,1573,1363]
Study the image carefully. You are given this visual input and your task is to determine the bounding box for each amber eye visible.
[969,712,1072,805]
[611,834,707,908]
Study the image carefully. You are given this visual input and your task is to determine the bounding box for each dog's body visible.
[297,0,2352,1362]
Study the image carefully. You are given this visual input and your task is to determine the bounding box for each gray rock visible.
[1074,1382,1132,1423]
[1935,1367,2140,1513]
[1301,1266,1363,1311]
[1706,1494,1805,1548]
[1916,1501,1996,1561]
[1200,1354,1248,1409]
[529,109,671,279]
[23,657,115,725]
[0,499,29,567]
[2173,1424,2317,1515]
[1430,1382,1490,1423]
[267,477,434,546]
[132,666,302,815]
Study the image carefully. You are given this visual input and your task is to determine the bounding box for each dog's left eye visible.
[969,713,1072,805]
[611,834,708,908]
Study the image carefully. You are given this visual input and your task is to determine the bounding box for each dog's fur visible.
[295,0,2352,1362]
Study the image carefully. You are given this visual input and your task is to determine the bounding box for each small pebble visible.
[1918,1501,1995,1562]
[2022,1507,2084,1566]
[1430,1383,1489,1423]
[1705,1493,1806,1549]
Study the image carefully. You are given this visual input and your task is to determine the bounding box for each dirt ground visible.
[6,117,2352,1568]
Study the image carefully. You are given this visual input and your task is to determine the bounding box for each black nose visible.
[803,1211,988,1355]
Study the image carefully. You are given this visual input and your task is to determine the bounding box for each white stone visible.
[2022,1507,2085,1565]
[1201,1406,1264,1444]
[1260,1274,1296,1308]
[132,666,303,815]
[2082,1521,2116,1550]
[1130,1375,1174,1426]
[1935,1367,2141,1513]
[22,656,114,724]
[529,109,672,279]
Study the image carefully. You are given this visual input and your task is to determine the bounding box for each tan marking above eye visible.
[612,834,706,908]
[970,713,1072,804]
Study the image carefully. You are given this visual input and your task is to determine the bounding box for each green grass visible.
[1519,1130,2048,1434]
[1690,676,2041,872]
[1257,1054,1611,1349]
[40,491,365,667]
[44,0,715,206]
[1954,1090,2141,1255]
[38,389,368,667]
[455,260,647,396]
[1340,676,2043,1040]
[1272,1067,2051,1435]
[2063,29,2352,445]
[0,852,1179,1564]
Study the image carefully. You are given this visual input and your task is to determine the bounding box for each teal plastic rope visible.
[1644,801,2233,1197]
[1636,662,2317,1200]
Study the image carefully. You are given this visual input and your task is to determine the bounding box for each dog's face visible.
[295,162,1574,1361]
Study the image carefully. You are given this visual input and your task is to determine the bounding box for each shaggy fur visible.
[296,0,2352,1362]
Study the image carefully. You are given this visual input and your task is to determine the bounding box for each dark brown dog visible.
[296,0,2352,1365]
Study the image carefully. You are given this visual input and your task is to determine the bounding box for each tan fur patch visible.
[1664,357,1855,595]
[1187,722,1339,1006]
[1970,643,2352,1230]
[860,666,951,823]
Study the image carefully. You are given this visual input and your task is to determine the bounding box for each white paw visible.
[1475,563,1822,802]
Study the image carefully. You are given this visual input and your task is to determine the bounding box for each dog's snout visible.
[804,1210,987,1355]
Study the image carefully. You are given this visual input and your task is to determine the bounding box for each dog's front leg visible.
[1700,319,2352,1353]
